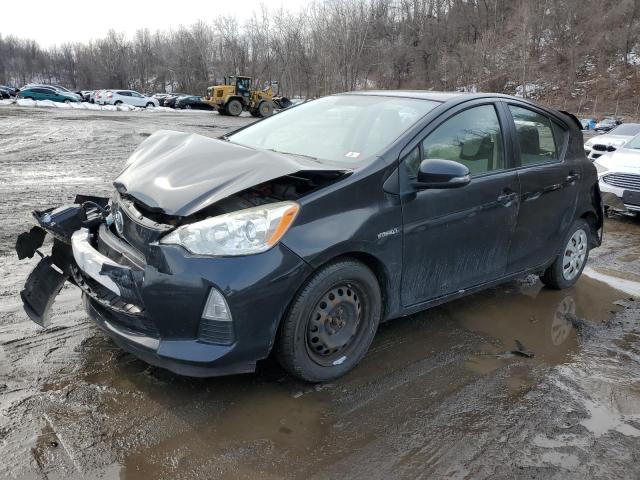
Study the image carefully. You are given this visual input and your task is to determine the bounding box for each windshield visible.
[625,134,640,149]
[611,124,640,136]
[228,94,439,164]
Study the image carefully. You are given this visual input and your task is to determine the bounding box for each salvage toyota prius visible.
[17,91,603,382]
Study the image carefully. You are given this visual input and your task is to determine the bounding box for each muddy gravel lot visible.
[1,106,640,479]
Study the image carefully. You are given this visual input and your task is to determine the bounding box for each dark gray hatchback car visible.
[17,91,602,382]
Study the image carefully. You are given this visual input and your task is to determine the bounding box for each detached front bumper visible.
[18,205,312,377]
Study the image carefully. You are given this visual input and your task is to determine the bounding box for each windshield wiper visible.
[266,148,320,162]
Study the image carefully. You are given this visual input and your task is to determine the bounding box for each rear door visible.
[400,101,520,306]
[502,102,578,273]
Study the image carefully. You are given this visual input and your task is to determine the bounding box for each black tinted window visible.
[415,105,504,177]
[509,105,558,166]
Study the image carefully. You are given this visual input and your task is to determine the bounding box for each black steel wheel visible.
[276,259,381,382]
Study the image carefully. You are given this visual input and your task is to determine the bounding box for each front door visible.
[400,102,520,306]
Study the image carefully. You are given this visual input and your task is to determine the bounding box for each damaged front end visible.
[14,130,349,376]
[17,195,112,327]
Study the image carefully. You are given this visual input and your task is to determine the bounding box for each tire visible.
[249,108,260,117]
[185,104,192,110]
[114,100,122,105]
[541,219,590,289]
[276,259,382,382]
[146,102,154,108]
[226,99,243,116]
[258,101,274,117]
[25,97,34,100]
[64,99,71,104]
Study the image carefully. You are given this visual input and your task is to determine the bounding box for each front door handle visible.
[497,191,518,206]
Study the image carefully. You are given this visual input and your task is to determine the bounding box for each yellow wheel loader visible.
[205,76,292,117]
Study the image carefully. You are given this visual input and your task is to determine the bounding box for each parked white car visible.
[595,133,640,215]
[96,90,159,108]
[584,123,640,161]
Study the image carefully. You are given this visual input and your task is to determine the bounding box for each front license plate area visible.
[20,257,68,327]
[622,190,640,206]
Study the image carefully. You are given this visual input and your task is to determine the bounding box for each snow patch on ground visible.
[0,99,175,113]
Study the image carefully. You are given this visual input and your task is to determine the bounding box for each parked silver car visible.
[596,132,640,214]
[584,123,640,161]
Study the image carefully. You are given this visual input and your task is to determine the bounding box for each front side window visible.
[509,105,557,166]
[411,105,504,177]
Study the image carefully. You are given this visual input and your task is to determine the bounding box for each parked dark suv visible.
[17,91,602,382]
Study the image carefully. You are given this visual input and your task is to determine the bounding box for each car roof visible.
[338,90,580,129]
[343,90,472,102]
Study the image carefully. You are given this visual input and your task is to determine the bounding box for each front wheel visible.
[146,102,154,108]
[541,219,590,289]
[276,259,381,382]
[258,101,274,117]
[114,100,122,106]
[226,99,243,116]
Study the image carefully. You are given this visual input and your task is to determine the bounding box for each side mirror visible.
[415,159,470,189]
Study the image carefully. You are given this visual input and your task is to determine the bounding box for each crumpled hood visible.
[115,130,344,217]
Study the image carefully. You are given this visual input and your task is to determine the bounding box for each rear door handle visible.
[497,191,518,206]
[566,173,580,183]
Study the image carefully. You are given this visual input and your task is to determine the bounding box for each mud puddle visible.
[23,275,630,479]
[454,275,625,375]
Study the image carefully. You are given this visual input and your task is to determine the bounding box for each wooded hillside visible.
[1,0,639,117]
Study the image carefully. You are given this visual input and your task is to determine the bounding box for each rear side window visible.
[509,105,558,166]
[417,105,504,177]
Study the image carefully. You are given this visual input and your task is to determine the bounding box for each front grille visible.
[198,318,234,345]
[602,173,640,191]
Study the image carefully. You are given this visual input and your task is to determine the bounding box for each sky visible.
[1,0,311,47]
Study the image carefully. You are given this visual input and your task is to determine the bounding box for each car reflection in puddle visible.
[455,275,625,385]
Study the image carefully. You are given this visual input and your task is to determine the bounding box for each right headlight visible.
[160,201,299,256]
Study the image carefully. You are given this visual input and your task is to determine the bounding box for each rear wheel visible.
[276,259,381,382]
[258,101,274,117]
[226,99,243,116]
[114,100,122,106]
[249,108,260,117]
[541,219,590,289]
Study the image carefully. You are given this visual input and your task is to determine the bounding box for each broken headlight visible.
[160,201,299,256]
